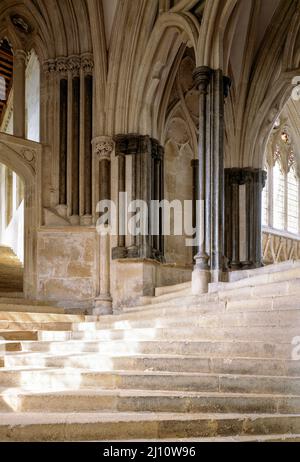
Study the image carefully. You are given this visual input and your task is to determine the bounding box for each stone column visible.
[112,134,164,262]
[82,55,94,224]
[93,137,114,315]
[224,168,267,269]
[68,56,81,224]
[210,70,227,282]
[13,50,27,138]
[192,66,212,294]
[5,167,13,226]
[56,58,69,218]
[191,159,199,263]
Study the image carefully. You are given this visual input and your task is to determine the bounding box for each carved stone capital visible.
[193,66,212,94]
[225,168,267,187]
[81,53,94,75]
[114,134,164,159]
[68,55,81,77]
[43,59,56,75]
[92,136,114,161]
[56,57,68,77]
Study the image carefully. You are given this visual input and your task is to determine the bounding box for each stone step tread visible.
[2,388,300,399]
[0,305,65,314]
[0,312,90,321]
[0,367,299,380]
[0,411,299,424]
[211,267,300,292]
[115,435,300,442]
[2,351,297,361]
[154,281,191,297]
[110,308,300,325]
[1,338,293,346]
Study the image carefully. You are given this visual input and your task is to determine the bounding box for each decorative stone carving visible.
[92,137,114,161]
[11,15,32,34]
[68,56,81,77]
[43,59,56,75]
[20,148,36,172]
[56,57,68,77]
[166,117,190,146]
[81,53,94,75]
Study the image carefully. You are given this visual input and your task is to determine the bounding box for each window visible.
[287,167,299,233]
[262,164,269,226]
[273,161,285,230]
[263,125,300,236]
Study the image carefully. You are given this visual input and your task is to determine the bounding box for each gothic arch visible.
[0,133,41,299]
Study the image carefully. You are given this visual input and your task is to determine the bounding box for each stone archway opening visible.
[0,161,24,294]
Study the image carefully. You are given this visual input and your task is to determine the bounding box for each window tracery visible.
[263,118,300,235]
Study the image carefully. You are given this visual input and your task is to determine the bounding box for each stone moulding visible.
[43,54,94,76]
[114,134,164,160]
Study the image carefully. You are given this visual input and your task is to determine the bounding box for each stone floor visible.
[0,261,299,441]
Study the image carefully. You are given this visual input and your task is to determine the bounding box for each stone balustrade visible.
[262,227,300,265]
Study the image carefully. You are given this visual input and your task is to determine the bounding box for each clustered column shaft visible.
[224,168,267,269]
[112,134,164,262]
[13,49,27,138]
[43,54,94,224]
[192,66,230,293]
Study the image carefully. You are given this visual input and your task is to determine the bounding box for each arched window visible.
[263,123,300,236]
[287,165,299,234]
[273,159,285,230]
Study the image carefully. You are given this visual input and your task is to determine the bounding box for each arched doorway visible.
[0,161,24,293]
[0,133,40,299]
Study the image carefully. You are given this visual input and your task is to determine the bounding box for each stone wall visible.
[111,259,192,309]
[37,228,97,307]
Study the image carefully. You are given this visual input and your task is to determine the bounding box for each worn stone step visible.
[2,353,300,376]
[226,295,300,312]
[211,265,300,292]
[0,293,23,299]
[0,331,38,341]
[155,281,191,297]
[215,278,300,301]
[0,311,88,322]
[0,303,65,314]
[1,412,300,441]
[67,325,300,343]
[15,339,295,359]
[228,260,300,283]
[1,388,300,414]
[0,321,75,331]
[76,309,300,330]
[0,369,299,395]
[109,434,300,442]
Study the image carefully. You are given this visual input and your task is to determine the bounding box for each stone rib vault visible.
[0,262,300,441]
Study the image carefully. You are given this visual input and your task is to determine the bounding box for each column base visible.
[55,204,68,219]
[112,246,127,259]
[93,295,113,315]
[80,215,93,226]
[210,269,225,283]
[192,267,211,295]
[69,215,80,225]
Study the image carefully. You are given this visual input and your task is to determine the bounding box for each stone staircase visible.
[0,245,23,293]
[0,261,300,441]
